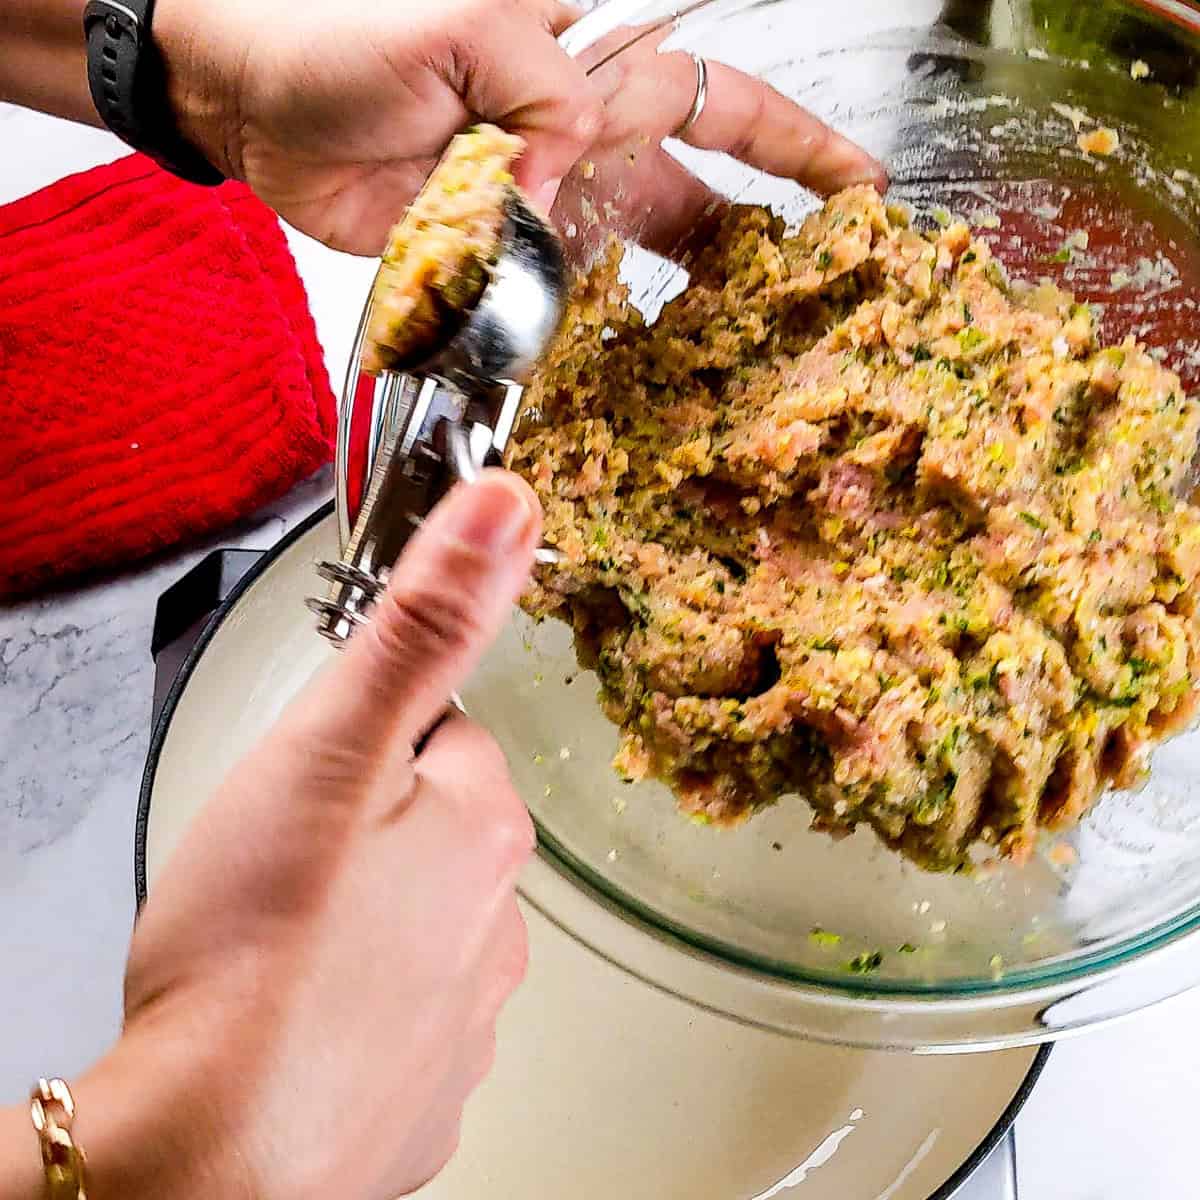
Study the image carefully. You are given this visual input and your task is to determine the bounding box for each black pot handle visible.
[150,549,265,727]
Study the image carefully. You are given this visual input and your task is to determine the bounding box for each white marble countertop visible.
[3,105,1199,1200]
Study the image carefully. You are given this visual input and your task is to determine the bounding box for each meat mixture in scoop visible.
[507,186,1200,870]
[363,124,524,375]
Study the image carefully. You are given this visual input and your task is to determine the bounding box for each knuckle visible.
[729,89,767,161]
[479,800,534,874]
[490,788,536,865]
[781,102,833,168]
[799,117,832,166]
[261,729,373,795]
[369,579,483,668]
[504,909,531,987]
[454,789,532,885]
[467,723,512,779]
[429,1121,462,1180]
[568,89,605,143]
[465,1031,498,1090]
[453,726,534,864]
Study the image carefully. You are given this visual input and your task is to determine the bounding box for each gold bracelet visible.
[30,1079,87,1200]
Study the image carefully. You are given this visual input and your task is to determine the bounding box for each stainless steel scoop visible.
[308,189,567,647]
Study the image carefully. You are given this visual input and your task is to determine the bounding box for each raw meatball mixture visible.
[363,124,524,375]
[507,186,1200,870]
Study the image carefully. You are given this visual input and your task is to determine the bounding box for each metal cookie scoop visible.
[308,189,567,647]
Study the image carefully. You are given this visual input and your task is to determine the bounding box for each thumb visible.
[281,470,541,763]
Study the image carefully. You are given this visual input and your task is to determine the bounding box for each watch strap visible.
[83,0,224,187]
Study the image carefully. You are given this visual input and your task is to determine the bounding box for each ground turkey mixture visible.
[363,125,524,375]
[506,185,1200,870]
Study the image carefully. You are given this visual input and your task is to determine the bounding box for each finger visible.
[468,895,530,1032]
[555,147,724,266]
[534,0,586,38]
[566,40,883,262]
[466,1027,499,1089]
[278,470,541,763]
[448,3,604,208]
[402,1110,464,1197]
[585,34,886,195]
[417,715,536,875]
[661,53,888,196]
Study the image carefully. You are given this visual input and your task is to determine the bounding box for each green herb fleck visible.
[958,327,987,352]
[621,589,653,623]
[1019,511,1047,531]
[913,343,933,362]
[1087,529,1102,544]
[810,928,843,948]
[1148,488,1174,515]
[816,249,834,271]
[847,951,884,974]
[915,774,956,826]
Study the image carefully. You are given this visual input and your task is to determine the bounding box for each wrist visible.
[139,0,243,179]
[0,1021,251,1200]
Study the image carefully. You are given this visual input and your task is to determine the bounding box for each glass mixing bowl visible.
[456,0,1200,1049]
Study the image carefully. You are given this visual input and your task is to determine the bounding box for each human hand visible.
[79,472,541,1200]
[155,0,602,253]
[552,23,890,261]
[152,0,885,256]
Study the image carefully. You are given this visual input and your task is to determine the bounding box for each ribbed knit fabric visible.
[0,153,336,596]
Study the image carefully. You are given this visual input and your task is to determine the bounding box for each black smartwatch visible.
[82,0,224,186]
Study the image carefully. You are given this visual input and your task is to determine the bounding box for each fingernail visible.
[827,137,889,191]
[851,160,890,191]
[442,472,540,556]
[532,177,563,217]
